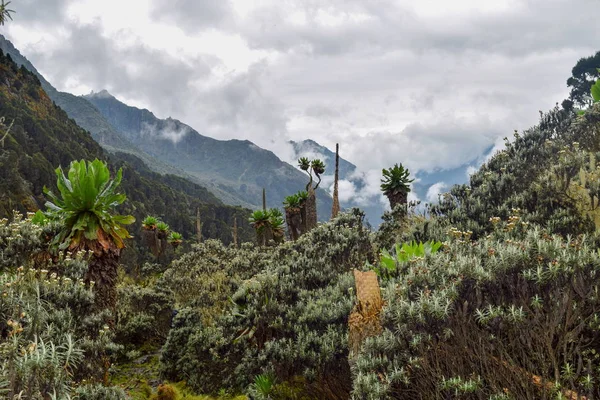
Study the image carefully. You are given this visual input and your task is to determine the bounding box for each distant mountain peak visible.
[87,89,115,99]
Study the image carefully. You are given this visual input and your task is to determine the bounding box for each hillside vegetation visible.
[4,13,600,399]
[0,49,254,257]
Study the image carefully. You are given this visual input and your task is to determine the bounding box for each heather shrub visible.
[73,384,129,399]
[159,239,269,322]
[160,210,373,398]
[0,213,123,398]
[353,214,600,399]
[115,282,174,349]
[423,105,584,241]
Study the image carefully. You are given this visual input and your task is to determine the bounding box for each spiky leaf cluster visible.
[43,159,135,252]
[380,164,414,196]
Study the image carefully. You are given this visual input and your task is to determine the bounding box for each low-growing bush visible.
[160,210,374,399]
[0,213,123,398]
[353,219,600,399]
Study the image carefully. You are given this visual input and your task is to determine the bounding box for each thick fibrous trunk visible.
[331,143,340,219]
[387,191,407,211]
[196,208,202,243]
[233,217,238,247]
[305,185,318,231]
[142,228,159,257]
[285,208,302,241]
[299,203,307,234]
[86,248,120,314]
[257,225,273,246]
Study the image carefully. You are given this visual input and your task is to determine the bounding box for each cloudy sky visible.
[2,0,599,202]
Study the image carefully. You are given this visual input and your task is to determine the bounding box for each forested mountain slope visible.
[85,90,333,218]
[0,50,253,251]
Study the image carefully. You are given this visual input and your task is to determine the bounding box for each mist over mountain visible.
[0,34,333,220]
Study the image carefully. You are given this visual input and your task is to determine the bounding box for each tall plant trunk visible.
[196,208,202,243]
[156,230,168,260]
[299,203,307,234]
[306,184,318,231]
[387,191,407,212]
[233,217,238,248]
[331,143,340,219]
[142,228,159,257]
[86,248,120,315]
[262,188,267,211]
[257,226,273,246]
[285,208,301,241]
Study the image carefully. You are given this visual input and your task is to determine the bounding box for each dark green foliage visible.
[283,194,301,209]
[567,50,600,107]
[0,214,123,398]
[298,157,310,171]
[249,208,285,245]
[115,283,174,349]
[353,83,600,398]
[380,163,414,210]
[353,222,600,399]
[159,239,268,318]
[43,159,135,251]
[0,49,253,268]
[73,384,128,400]
[0,0,14,26]
[298,157,326,190]
[160,210,373,398]
[380,163,413,195]
[420,104,580,243]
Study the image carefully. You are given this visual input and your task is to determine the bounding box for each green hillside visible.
[85,90,334,218]
[0,49,253,252]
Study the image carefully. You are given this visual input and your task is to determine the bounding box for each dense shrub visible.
[420,105,586,242]
[0,213,124,398]
[73,384,128,399]
[115,283,174,349]
[354,217,600,399]
[159,239,269,321]
[160,210,373,398]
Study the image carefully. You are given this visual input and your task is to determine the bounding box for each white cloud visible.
[426,182,448,203]
[141,120,190,145]
[2,0,595,185]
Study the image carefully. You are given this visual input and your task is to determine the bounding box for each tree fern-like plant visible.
[168,232,183,248]
[249,210,272,246]
[311,159,326,188]
[298,157,310,172]
[297,158,326,231]
[380,163,414,210]
[43,159,135,311]
[269,208,285,244]
[284,194,303,241]
[142,216,158,231]
[0,0,15,26]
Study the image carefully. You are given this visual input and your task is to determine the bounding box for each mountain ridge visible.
[0,46,254,253]
[84,89,334,218]
[0,35,333,219]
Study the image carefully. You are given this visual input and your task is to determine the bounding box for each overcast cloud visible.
[2,0,599,203]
